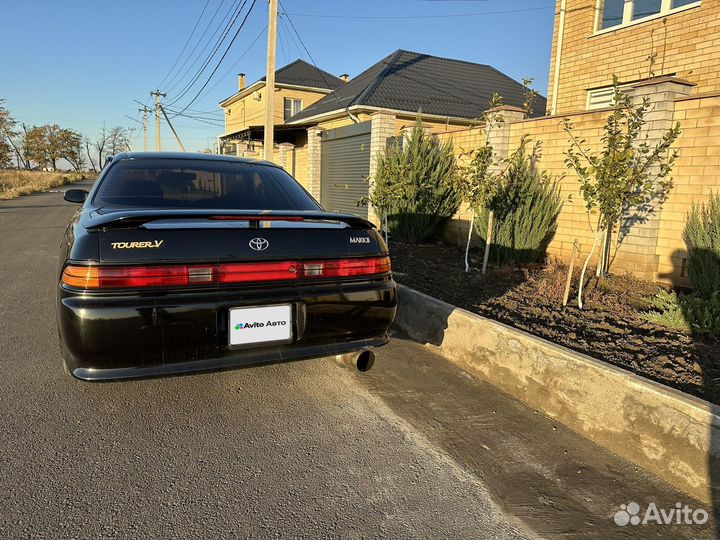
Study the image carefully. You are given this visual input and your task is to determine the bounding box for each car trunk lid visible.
[87,209,384,264]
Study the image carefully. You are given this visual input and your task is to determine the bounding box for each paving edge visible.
[394,284,720,504]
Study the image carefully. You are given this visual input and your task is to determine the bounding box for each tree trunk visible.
[383,213,389,248]
[85,142,97,172]
[596,226,612,276]
[481,210,494,275]
[465,212,475,272]
[578,229,603,310]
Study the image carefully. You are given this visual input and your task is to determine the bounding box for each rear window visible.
[94,158,321,211]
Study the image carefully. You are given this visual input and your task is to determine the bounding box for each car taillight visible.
[219,262,298,283]
[300,257,391,278]
[61,265,100,288]
[61,257,391,290]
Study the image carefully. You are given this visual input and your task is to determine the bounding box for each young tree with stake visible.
[456,94,504,273]
[563,76,681,308]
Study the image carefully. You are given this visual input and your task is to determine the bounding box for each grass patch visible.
[0,170,90,200]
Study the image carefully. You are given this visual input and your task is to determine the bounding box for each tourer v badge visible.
[111,240,164,249]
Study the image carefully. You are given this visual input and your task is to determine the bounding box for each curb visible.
[394,284,720,504]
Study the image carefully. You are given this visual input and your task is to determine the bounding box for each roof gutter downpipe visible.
[550,0,567,116]
[346,106,360,124]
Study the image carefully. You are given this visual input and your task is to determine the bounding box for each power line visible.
[277,14,289,64]
[279,15,303,59]
[170,0,258,116]
[279,3,348,114]
[279,5,553,19]
[189,25,267,101]
[164,0,233,94]
[166,0,251,107]
[166,0,244,100]
[156,0,212,90]
[165,110,223,123]
[164,108,225,127]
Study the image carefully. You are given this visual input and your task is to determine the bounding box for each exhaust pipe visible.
[336,349,375,372]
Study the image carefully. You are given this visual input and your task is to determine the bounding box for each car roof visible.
[110,151,278,167]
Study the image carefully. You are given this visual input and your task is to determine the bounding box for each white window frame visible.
[593,0,701,35]
[283,98,303,121]
[586,83,634,110]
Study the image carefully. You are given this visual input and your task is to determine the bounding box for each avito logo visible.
[235,320,287,330]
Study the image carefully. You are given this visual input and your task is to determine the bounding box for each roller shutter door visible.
[320,121,371,219]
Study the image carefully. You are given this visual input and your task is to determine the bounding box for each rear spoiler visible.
[83,209,375,230]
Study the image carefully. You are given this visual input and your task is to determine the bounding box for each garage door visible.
[320,121,371,219]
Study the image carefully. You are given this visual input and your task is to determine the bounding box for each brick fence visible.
[436,77,720,286]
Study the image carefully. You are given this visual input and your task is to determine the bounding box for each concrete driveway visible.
[0,185,712,539]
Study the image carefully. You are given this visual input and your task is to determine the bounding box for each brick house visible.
[283,49,545,219]
[548,0,715,115]
[218,59,346,185]
[539,0,720,283]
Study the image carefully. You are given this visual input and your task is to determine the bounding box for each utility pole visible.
[151,90,166,151]
[263,0,278,162]
[139,106,151,151]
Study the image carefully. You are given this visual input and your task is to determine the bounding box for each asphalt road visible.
[0,184,713,539]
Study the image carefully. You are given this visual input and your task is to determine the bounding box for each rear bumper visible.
[57,278,396,380]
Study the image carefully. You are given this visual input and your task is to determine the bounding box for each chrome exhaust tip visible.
[336,349,375,372]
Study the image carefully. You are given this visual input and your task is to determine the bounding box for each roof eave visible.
[219,82,336,108]
[286,104,479,126]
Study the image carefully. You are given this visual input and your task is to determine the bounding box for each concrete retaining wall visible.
[395,284,720,503]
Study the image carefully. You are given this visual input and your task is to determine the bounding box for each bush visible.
[474,140,562,265]
[642,290,720,335]
[684,192,720,298]
[369,117,460,243]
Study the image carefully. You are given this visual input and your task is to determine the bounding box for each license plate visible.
[228,304,293,347]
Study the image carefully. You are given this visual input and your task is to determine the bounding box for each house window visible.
[596,0,700,32]
[633,0,662,20]
[586,84,633,110]
[283,98,303,121]
[600,0,625,29]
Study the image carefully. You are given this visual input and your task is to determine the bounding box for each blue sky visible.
[0,0,555,155]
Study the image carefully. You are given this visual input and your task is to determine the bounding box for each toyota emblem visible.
[249,238,269,251]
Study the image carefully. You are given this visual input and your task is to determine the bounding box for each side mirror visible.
[64,189,88,204]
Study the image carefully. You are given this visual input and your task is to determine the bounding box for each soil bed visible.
[390,240,720,406]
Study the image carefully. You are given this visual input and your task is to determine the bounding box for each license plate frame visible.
[228,304,293,348]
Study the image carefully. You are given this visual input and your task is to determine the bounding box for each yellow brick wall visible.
[547,0,720,114]
[315,113,373,131]
[435,126,488,244]
[292,145,309,189]
[506,112,610,266]
[438,97,720,284]
[656,93,720,284]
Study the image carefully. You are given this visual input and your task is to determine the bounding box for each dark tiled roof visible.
[261,59,345,90]
[287,50,547,123]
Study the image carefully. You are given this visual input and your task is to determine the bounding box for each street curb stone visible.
[394,284,720,504]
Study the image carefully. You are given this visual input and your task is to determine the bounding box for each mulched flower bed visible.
[390,240,720,406]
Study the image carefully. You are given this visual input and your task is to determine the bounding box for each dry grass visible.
[0,169,91,200]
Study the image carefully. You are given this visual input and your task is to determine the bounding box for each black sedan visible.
[56,152,397,380]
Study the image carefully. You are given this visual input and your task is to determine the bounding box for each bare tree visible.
[84,137,97,172]
[93,126,111,171]
[8,123,32,169]
[108,126,130,155]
